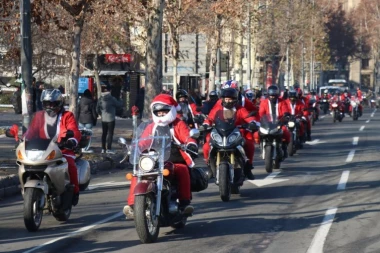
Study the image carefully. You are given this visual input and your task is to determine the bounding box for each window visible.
[51,58,56,66]
[361,74,370,87]
[362,59,369,70]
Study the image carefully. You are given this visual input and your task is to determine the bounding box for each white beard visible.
[152,106,177,126]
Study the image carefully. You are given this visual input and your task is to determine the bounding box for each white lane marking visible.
[352,137,359,145]
[87,181,130,190]
[23,211,123,253]
[359,126,365,131]
[248,171,289,187]
[366,120,370,123]
[320,116,325,119]
[337,171,350,190]
[371,112,375,117]
[307,208,338,253]
[0,134,5,138]
[305,139,326,145]
[346,150,355,163]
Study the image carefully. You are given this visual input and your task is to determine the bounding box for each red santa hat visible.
[150,94,181,112]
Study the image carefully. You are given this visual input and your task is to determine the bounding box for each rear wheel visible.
[23,188,44,232]
[134,194,159,243]
[264,146,273,173]
[219,163,231,202]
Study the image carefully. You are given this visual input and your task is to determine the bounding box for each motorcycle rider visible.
[255,85,291,157]
[295,88,312,141]
[201,90,219,115]
[176,89,201,128]
[330,90,345,116]
[245,89,255,102]
[307,89,320,120]
[23,89,81,206]
[285,90,307,140]
[123,94,198,219]
[202,88,259,180]
[350,92,363,116]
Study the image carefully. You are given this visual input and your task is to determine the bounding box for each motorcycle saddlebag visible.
[189,167,208,192]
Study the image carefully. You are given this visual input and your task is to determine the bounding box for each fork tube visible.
[155,174,163,217]
[230,152,235,183]
[216,152,221,185]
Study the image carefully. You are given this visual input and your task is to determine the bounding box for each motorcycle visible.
[350,100,360,121]
[5,124,91,232]
[202,110,254,202]
[308,99,318,125]
[320,98,329,114]
[124,121,205,243]
[286,115,305,156]
[259,114,286,173]
[331,102,344,123]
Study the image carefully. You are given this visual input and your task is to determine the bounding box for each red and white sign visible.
[105,54,133,63]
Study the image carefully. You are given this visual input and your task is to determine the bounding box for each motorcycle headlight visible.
[259,127,269,134]
[25,150,44,161]
[211,131,223,145]
[288,122,295,128]
[332,103,338,108]
[139,156,155,173]
[227,132,239,144]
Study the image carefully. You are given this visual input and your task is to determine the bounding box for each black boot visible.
[72,192,79,206]
[244,162,255,180]
[179,200,194,216]
[306,129,312,141]
[282,144,288,158]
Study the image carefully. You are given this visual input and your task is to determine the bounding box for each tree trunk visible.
[93,53,102,99]
[68,17,84,119]
[209,14,222,93]
[144,0,165,118]
[238,21,244,86]
[169,23,179,98]
[64,56,71,97]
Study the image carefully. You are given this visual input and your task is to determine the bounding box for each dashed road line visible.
[352,137,359,145]
[366,120,370,123]
[337,171,350,190]
[359,126,365,131]
[307,208,338,253]
[346,150,355,163]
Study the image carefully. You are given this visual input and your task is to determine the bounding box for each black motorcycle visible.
[320,97,329,114]
[286,115,305,156]
[204,110,254,202]
[259,114,287,173]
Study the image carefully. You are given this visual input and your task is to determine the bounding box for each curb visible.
[0,153,130,200]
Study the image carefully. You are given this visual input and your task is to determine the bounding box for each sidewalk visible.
[0,109,137,199]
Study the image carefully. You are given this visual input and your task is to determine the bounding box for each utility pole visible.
[301,41,305,88]
[286,44,290,89]
[310,0,315,91]
[20,0,33,133]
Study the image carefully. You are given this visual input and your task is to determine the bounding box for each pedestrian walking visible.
[78,89,98,153]
[97,88,123,154]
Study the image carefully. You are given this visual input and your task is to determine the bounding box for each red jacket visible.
[205,105,257,127]
[285,100,305,116]
[140,119,197,168]
[24,110,81,156]
[259,98,290,120]
[212,99,260,122]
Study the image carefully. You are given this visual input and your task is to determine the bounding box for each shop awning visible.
[99,70,128,76]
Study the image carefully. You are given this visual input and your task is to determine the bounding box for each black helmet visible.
[289,90,297,99]
[268,85,279,96]
[221,88,238,99]
[209,90,218,98]
[152,103,172,116]
[41,89,64,117]
[335,90,341,95]
[311,89,316,95]
[176,89,188,100]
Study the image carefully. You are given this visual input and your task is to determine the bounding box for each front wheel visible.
[353,110,358,121]
[264,145,273,173]
[134,194,160,243]
[23,188,44,232]
[288,133,294,157]
[332,111,336,123]
[219,163,231,202]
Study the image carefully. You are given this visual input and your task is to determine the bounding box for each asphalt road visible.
[1,108,380,253]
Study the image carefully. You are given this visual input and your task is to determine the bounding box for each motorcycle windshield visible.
[214,110,236,136]
[129,120,171,165]
[179,102,190,121]
[23,116,53,150]
[260,114,278,130]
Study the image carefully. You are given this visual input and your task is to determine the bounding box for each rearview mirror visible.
[189,129,200,139]
[5,129,14,138]
[118,137,127,146]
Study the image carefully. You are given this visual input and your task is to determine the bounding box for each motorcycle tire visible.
[53,207,72,222]
[274,157,281,170]
[332,112,336,123]
[219,163,231,202]
[134,193,160,243]
[79,181,90,192]
[264,145,273,173]
[353,111,358,121]
[24,188,44,232]
[288,133,295,157]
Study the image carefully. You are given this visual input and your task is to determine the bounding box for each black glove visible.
[64,139,77,150]
[248,122,258,131]
[186,143,198,158]
[283,112,291,118]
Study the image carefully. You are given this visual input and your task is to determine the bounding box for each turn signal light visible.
[45,150,56,160]
[17,150,24,160]
[163,169,170,177]
[126,173,133,181]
